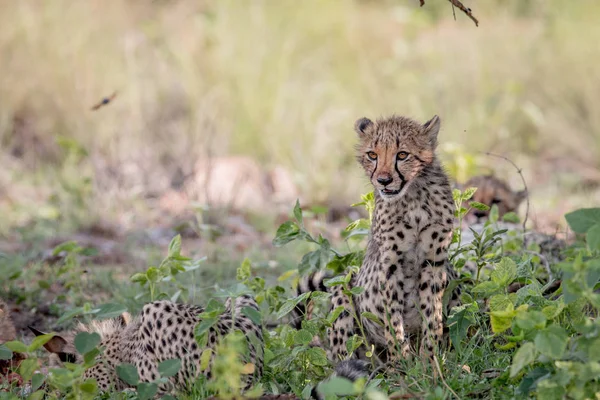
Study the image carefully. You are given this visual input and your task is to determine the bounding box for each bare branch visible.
[419,0,479,27]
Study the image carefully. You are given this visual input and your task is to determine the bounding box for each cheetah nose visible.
[377,176,393,186]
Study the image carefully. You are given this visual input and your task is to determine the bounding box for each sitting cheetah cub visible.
[32,295,263,395]
[327,115,459,363]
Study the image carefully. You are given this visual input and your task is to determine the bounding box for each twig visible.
[419,0,479,27]
[482,152,530,232]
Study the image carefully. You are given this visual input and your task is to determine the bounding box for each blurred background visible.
[0,0,599,272]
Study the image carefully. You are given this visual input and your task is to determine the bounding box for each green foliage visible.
[4,192,600,399]
[130,234,206,302]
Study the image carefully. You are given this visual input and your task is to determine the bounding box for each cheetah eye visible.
[366,151,378,160]
[397,151,409,160]
[491,197,502,204]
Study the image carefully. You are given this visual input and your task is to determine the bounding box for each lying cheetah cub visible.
[32,295,263,395]
[327,115,459,362]
[462,175,526,225]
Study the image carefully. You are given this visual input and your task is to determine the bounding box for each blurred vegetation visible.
[0,0,598,235]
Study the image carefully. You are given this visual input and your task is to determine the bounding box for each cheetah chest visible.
[356,208,441,341]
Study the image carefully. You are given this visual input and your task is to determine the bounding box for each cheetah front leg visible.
[383,279,410,360]
[329,284,356,361]
[419,262,447,357]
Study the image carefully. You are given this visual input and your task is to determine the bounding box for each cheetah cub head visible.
[355,115,441,201]
[29,312,131,367]
[463,175,526,224]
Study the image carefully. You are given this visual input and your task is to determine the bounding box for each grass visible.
[0,0,599,235]
[2,197,600,399]
[1,1,600,399]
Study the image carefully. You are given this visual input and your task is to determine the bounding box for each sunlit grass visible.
[0,0,598,233]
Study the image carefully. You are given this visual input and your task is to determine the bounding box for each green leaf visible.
[28,333,56,352]
[293,200,303,225]
[462,187,477,201]
[27,391,46,400]
[489,204,499,223]
[0,344,13,360]
[241,306,262,326]
[74,332,101,355]
[310,291,332,301]
[327,306,346,325]
[510,342,537,378]
[237,258,252,282]
[472,281,501,297]
[534,325,568,359]
[306,347,328,366]
[94,303,127,320]
[502,212,520,223]
[294,330,314,346]
[489,294,515,312]
[83,347,101,367]
[346,335,364,354]
[298,250,324,275]
[565,208,600,233]
[146,267,160,283]
[324,275,348,288]
[272,221,300,247]
[56,306,87,325]
[317,377,358,397]
[361,311,384,327]
[469,201,490,211]
[168,235,182,257]
[19,358,38,380]
[275,292,311,319]
[116,363,140,386]
[447,302,477,350]
[130,272,148,285]
[515,310,547,331]
[52,241,80,256]
[79,379,98,394]
[158,359,181,378]
[587,223,600,251]
[490,309,517,333]
[138,382,158,400]
[542,302,565,320]
[345,286,365,296]
[4,340,28,353]
[195,317,218,338]
[491,258,517,287]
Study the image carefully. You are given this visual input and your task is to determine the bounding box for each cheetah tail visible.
[290,270,331,329]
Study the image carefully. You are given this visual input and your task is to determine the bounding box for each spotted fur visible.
[461,175,526,225]
[297,115,460,364]
[35,295,263,395]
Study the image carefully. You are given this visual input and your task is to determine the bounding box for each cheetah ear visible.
[354,117,373,137]
[515,189,527,206]
[29,326,68,353]
[117,312,132,327]
[422,115,441,148]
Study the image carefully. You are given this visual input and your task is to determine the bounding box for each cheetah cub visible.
[328,115,458,362]
[32,295,263,395]
[462,175,526,225]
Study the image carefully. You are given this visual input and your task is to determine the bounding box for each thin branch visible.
[482,152,530,231]
[419,0,479,27]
